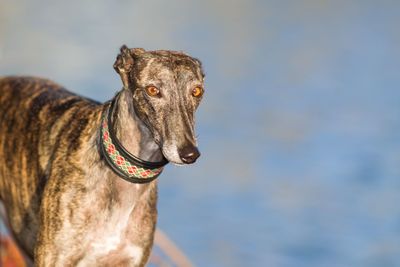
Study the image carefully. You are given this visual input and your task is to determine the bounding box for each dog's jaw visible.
[113,89,165,164]
[161,143,185,165]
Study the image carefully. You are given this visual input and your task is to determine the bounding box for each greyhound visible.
[0,45,204,266]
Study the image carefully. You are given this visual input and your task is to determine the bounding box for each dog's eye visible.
[145,86,161,97]
[192,86,204,98]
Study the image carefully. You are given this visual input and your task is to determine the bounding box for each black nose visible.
[179,145,200,164]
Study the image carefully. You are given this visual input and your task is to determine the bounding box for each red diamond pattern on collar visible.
[101,115,163,179]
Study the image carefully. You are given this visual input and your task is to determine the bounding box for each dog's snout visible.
[179,145,200,164]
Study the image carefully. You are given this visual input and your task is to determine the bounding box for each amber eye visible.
[145,86,161,97]
[192,86,204,98]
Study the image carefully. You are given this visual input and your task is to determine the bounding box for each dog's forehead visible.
[136,51,204,81]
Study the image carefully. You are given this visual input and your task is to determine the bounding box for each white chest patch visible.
[81,231,144,266]
[90,211,130,253]
[79,204,144,266]
[126,245,144,265]
[91,233,121,254]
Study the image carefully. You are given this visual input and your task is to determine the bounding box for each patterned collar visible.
[99,92,168,183]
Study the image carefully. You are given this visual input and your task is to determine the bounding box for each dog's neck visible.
[112,89,164,164]
[80,92,161,263]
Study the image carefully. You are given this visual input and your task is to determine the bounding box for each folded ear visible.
[113,45,136,89]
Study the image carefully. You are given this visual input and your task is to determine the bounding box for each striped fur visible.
[0,46,204,266]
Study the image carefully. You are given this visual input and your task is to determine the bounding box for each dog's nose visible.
[179,145,200,164]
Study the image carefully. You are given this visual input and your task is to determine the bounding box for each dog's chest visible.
[59,171,158,266]
[93,224,142,260]
[76,204,146,266]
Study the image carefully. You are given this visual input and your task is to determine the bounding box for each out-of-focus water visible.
[1,1,400,266]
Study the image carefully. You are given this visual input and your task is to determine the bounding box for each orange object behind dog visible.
[0,235,26,267]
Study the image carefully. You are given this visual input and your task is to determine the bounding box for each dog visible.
[0,45,204,266]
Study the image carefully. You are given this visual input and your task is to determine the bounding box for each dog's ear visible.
[114,45,146,89]
[114,45,133,89]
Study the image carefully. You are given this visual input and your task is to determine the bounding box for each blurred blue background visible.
[1,1,400,266]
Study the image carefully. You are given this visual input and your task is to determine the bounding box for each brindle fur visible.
[0,46,204,266]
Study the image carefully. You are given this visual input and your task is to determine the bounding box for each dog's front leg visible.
[34,182,58,266]
[34,200,67,266]
[34,227,55,266]
[35,210,84,266]
[34,184,84,266]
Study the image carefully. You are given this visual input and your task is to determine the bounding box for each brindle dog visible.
[0,45,204,266]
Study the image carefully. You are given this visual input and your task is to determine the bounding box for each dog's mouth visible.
[149,139,170,165]
[160,143,200,166]
[143,123,199,165]
[160,145,182,166]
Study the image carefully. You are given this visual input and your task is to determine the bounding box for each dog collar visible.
[99,93,168,183]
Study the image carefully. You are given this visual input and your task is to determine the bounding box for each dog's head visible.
[113,45,205,165]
